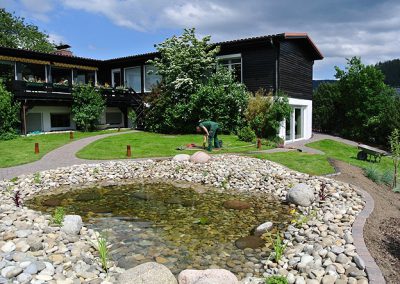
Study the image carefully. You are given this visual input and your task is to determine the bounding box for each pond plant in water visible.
[27,182,292,278]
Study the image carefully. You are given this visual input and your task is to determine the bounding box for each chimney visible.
[53,44,73,56]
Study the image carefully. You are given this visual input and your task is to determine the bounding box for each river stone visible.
[172,154,190,162]
[353,255,365,270]
[1,266,22,278]
[223,200,251,210]
[178,269,238,284]
[17,273,32,284]
[254,222,273,236]
[235,236,265,249]
[61,215,82,235]
[1,241,16,253]
[118,262,177,284]
[190,151,211,164]
[286,183,315,207]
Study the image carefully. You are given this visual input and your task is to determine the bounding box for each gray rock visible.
[178,269,238,284]
[1,266,23,278]
[336,254,350,264]
[1,241,16,253]
[286,183,315,207]
[17,273,32,284]
[61,215,82,235]
[24,263,38,275]
[346,266,366,277]
[119,262,177,284]
[16,230,32,238]
[331,246,344,255]
[239,277,265,284]
[190,151,211,164]
[300,254,314,265]
[321,275,336,284]
[353,255,365,270]
[254,222,273,236]
[172,154,190,162]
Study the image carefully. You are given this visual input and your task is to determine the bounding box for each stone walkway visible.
[0,130,138,181]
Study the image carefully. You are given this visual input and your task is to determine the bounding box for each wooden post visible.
[34,143,39,154]
[127,145,131,157]
[22,104,27,136]
[257,138,262,150]
[69,131,74,140]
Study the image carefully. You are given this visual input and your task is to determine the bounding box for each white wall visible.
[27,106,75,132]
[278,98,312,144]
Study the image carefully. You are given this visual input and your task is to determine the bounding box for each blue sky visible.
[2,0,400,79]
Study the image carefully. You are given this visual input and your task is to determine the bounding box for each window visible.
[144,65,161,92]
[106,112,122,125]
[73,69,95,85]
[217,54,242,82]
[111,69,121,87]
[51,67,71,85]
[16,62,46,82]
[124,67,141,92]
[50,113,70,128]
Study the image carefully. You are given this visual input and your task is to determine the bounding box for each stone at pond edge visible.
[223,200,251,210]
[235,236,265,249]
[178,269,238,284]
[190,151,211,164]
[61,215,83,235]
[286,183,315,207]
[118,262,177,284]
[172,154,190,162]
[254,221,273,236]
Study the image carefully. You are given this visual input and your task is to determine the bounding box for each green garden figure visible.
[196,120,221,151]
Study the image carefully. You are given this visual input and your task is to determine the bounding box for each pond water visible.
[27,182,292,278]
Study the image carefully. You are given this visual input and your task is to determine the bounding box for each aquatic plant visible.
[94,234,109,273]
[33,172,41,184]
[194,216,209,225]
[52,207,65,226]
[10,176,18,183]
[291,210,316,228]
[271,233,287,262]
[265,275,288,284]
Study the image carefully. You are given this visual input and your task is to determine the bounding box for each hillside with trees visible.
[376,59,400,87]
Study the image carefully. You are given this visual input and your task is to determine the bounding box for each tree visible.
[0,8,54,52]
[313,82,341,133]
[376,59,400,87]
[0,82,20,140]
[389,129,400,189]
[245,89,291,138]
[71,84,105,132]
[334,57,399,145]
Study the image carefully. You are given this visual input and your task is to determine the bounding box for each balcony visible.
[12,80,142,105]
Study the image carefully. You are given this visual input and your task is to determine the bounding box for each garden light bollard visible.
[257,138,262,150]
[70,131,74,140]
[34,143,39,154]
[127,145,131,157]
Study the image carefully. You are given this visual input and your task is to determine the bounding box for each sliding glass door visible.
[285,107,304,142]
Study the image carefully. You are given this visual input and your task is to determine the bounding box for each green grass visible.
[252,151,335,175]
[0,129,125,168]
[77,132,267,160]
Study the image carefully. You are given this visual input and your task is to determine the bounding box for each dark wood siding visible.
[279,40,314,100]
[219,43,276,93]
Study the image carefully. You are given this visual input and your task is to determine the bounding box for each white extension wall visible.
[278,98,312,144]
[26,106,75,132]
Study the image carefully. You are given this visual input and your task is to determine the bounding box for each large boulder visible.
[235,236,265,249]
[190,151,211,164]
[178,269,238,284]
[254,221,273,236]
[118,262,177,284]
[286,183,315,207]
[172,154,191,162]
[61,215,82,235]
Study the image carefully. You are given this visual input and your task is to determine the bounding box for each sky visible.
[1,0,400,79]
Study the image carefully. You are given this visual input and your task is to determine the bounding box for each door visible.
[111,69,121,87]
[26,113,43,133]
[285,107,304,142]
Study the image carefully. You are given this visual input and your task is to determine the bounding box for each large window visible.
[73,69,95,85]
[16,62,46,82]
[124,67,141,92]
[50,113,70,128]
[106,112,122,125]
[218,54,242,82]
[111,69,121,87]
[144,65,162,92]
[0,60,15,90]
[51,67,71,85]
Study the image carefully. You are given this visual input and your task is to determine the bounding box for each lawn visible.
[252,139,394,176]
[76,132,266,160]
[0,129,125,168]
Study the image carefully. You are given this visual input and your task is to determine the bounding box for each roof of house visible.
[0,32,323,65]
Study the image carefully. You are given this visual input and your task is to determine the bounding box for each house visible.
[0,32,323,143]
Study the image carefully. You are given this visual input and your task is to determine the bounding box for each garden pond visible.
[27,182,292,278]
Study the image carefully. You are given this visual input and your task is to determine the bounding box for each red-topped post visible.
[34,143,39,154]
[127,145,131,157]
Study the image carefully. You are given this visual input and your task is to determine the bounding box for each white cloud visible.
[48,33,66,45]
[19,0,54,22]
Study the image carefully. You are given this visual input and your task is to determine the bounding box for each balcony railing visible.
[12,80,141,104]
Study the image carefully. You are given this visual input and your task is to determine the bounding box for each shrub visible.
[0,82,20,140]
[237,125,256,142]
[313,82,341,133]
[128,110,137,128]
[72,84,105,132]
[363,167,381,184]
[52,207,65,226]
[381,170,394,186]
[265,276,288,284]
[389,128,400,188]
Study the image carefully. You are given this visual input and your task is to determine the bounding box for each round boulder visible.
[235,236,265,249]
[178,269,238,284]
[172,154,191,162]
[223,200,251,210]
[190,151,211,164]
[61,215,83,235]
[286,183,315,207]
[118,262,177,284]
[254,221,273,236]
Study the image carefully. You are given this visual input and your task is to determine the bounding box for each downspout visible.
[274,38,280,93]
